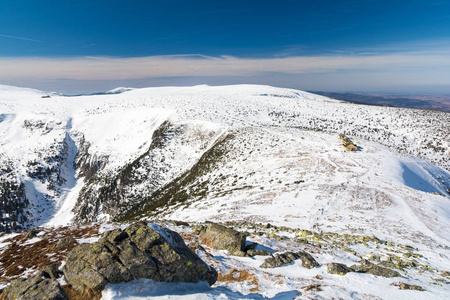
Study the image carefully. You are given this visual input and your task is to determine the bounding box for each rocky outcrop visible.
[260,251,319,269]
[326,263,354,275]
[199,223,246,255]
[391,282,425,291]
[297,251,320,269]
[326,260,400,277]
[40,264,63,279]
[53,236,77,249]
[260,252,299,268]
[351,259,401,277]
[247,249,271,257]
[1,276,67,300]
[63,222,217,292]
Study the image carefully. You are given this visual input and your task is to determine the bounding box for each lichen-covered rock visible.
[40,263,63,279]
[2,276,67,300]
[297,251,319,269]
[391,282,425,291]
[247,249,271,257]
[351,259,401,277]
[326,263,354,275]
[24,229,40,239]
[260,251,318,268]
[63,222,217,293]
[260,252,298,268]
[199,223,246,255]
[53,236,77,249]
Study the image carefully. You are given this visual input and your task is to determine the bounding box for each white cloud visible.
[1,52,450,81]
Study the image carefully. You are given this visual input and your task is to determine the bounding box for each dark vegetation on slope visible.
[120,132,234,222]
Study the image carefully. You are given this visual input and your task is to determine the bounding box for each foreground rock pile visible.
[1,276,67,300]
[0,221,433,299]
[326,260,401,277]
[1,222,217,300]
[64,222,217,292]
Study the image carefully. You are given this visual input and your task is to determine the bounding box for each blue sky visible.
[1,0,450,93]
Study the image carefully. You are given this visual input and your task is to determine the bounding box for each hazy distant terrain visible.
[312,92,450,112]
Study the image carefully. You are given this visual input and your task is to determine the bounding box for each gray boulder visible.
[2,276,67,300]
[260,251,319,269]
[40,264,62,279]
[297,251,319,269]
[199,223,246,255]
[260,252,298,268]
[351,259,401,277]
[247,249,271,257]
[63,221,217,293]
[53,236,77,249]
[391,282,425,291]
[326,263,354,275]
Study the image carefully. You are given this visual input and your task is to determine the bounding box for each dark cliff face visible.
[0,115,226,231]
[72,120,227,224]
[0,163,27,232]
[0,119,71,232]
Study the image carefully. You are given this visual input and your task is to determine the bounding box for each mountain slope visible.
[0,84,448,239]
[0,84,449,299]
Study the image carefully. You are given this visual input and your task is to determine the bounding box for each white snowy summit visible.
[0,84,449,299]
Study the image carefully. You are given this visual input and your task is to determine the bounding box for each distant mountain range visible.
[311,91,450,112]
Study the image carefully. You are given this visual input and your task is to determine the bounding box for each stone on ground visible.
[63,221,217,293]
[199,223,246,255]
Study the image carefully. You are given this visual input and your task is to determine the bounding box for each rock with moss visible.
[247,249,271,257]
[63,221,217,293]
[40,263,63,279]
[260,252,298,268]
[297,251,319,269]
[326,263,354,275]
[351,259,401,277]
[260,250,318,269]
[24,229,40,239]
[53,236,77,249]
[440,270,450,277]
[199,223,246,255]
[391,282,425,291]
[171,220,190,226]
[2,275,67,300]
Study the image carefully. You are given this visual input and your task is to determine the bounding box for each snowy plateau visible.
[0,84,449,299]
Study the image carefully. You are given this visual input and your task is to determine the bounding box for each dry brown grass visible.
[0,225,99,282]
[217,267,259,292]
[62,285,102,300]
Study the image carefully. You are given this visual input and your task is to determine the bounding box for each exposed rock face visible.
[63,222,217,292]
[326,263,354,275]
[351,259,401,278]
[1,276,67,300]
[199,223,246,255]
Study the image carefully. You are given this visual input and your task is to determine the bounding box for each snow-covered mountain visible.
[0,84,448,232]
[0,84,449,298]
